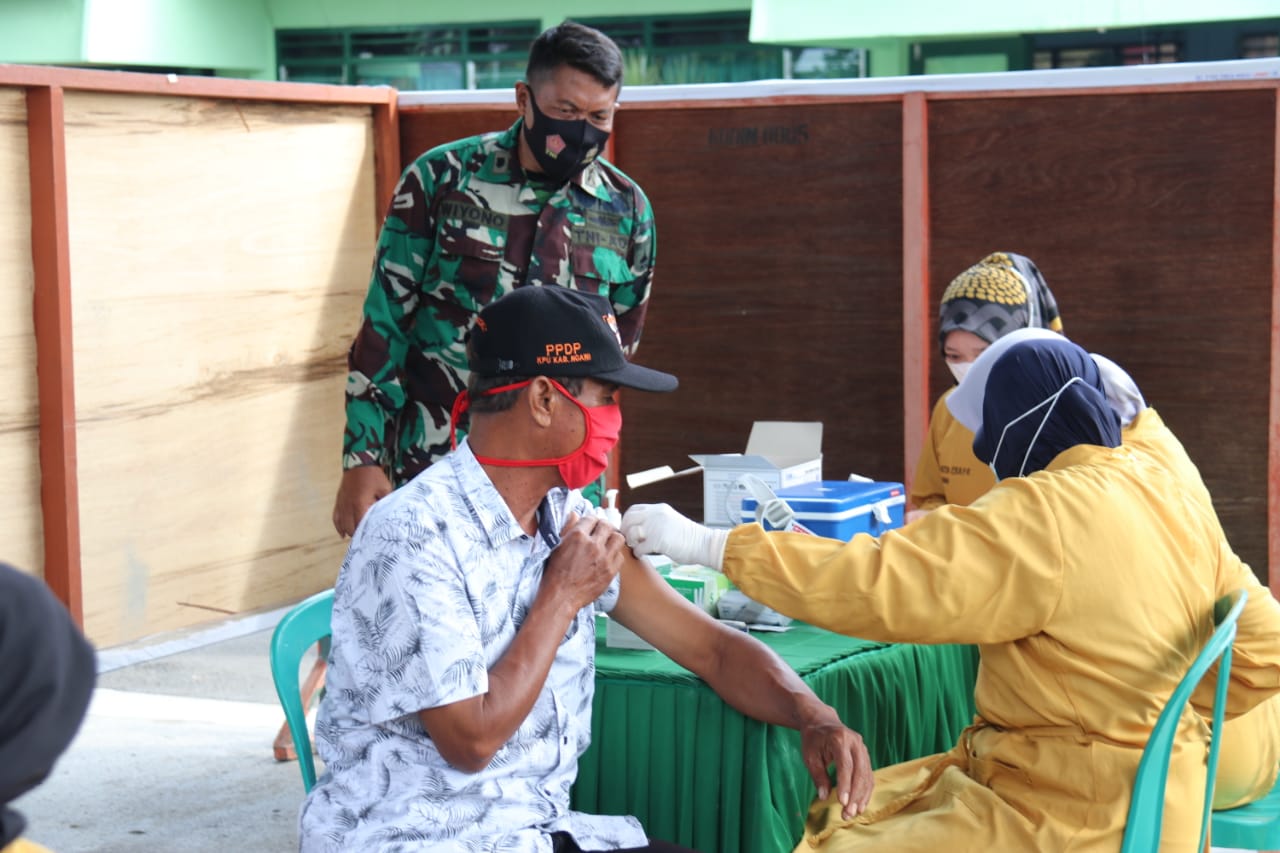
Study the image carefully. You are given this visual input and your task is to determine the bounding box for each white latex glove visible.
[621,503,729,571]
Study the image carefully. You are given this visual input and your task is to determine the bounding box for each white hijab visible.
[947,328,1147,431]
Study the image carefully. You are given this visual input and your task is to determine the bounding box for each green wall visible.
[0,0,751,80]
[751,1,1280,77]
[0,0,85,65]
[0,0,275,78]
[83,0,274,77]
[262,0,749,31]
[750,0,1280,42]
[4,0,1273,82]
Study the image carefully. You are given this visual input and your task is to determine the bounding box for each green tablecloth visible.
[570,624,979,853]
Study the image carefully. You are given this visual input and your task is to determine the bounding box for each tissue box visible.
[664,564,732,614]
[692,421,823,528]
[741,480,905,540]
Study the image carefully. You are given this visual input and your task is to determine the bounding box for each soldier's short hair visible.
[468,374,587,414]
[526,20,623,90]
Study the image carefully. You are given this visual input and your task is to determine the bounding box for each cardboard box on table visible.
[692,421,823,528]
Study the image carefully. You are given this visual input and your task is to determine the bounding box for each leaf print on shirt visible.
[438,655,486,696]
[340,668,384,708]
[360,550,401,595]
[491,837,535,853]
[382,631,423,685]
[529,701,557,741]
[396,517,440,554]
[374,825,435,843]
[510,595,531,631]
[433,578,478,629]
[415,764,452,799]
[475,576,508,646]
[323,807,361,845]
[395,800,492,840]
[351,595,398,652]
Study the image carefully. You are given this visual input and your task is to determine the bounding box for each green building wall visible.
[265,0,747,30]
[0,0,1275,82]
[1,0,87,66]
[0,0,753,81]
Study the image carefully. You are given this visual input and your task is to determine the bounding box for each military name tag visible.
[440,199,510,231]
[576,211,628,252]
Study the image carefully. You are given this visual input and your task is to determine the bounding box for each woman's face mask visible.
[947,360,973,384]
[986,377,1084,481]
[943,330,988,387]
[450,379,621,490]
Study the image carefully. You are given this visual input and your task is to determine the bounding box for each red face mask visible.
[450,379,621,490]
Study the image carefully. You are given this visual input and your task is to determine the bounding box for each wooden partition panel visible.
[398,107,515,179]
[929,90,1275,575]
[613,102,905,519]
[61,93,377,645]
[0,88,43,578]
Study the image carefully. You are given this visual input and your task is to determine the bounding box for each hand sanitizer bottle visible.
[601,489,622,528]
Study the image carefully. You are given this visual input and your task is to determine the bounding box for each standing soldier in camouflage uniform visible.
[333,21,655,536]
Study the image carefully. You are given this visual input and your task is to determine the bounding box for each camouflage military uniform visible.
[343,120,655,486]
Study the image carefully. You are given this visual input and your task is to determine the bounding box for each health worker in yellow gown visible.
[946,328,1280,814]
[908,252,1063,521]
[621,336,1280,853]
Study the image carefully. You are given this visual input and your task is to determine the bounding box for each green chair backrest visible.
[1120,589,1247,853]
[270,588,334,793]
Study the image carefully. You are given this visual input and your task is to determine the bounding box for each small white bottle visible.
[601,489,623,528]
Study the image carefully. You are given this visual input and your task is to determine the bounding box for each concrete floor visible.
[11,623,317,853]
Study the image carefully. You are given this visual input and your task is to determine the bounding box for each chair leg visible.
[272,649,329,762]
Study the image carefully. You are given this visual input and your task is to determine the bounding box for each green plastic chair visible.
[1120,589,1247,853]
[1212,768,1280,849]
[270,588,334,793]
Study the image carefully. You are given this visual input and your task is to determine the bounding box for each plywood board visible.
[929,90,1274,577]
[612,102,905,519]
[75,383,347,644]
[63,93,377,646]
[0,88,44,579]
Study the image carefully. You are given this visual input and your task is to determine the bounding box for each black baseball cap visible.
[468,286,678,393]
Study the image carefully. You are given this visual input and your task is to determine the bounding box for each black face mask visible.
[521,89,611,183]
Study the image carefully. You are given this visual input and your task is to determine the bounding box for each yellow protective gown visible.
[1123,407,1280,809]
[909,391,996,511]
[723,443,1280,852]
[1,839,55,853]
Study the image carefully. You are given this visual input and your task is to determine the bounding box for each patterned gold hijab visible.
[939,252,1064,352]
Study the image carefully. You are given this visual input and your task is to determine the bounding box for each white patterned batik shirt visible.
[299,440,643,852]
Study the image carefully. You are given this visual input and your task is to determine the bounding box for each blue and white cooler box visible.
[740,480,905,539]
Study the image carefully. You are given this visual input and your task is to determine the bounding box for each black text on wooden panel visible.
[614,102,905,519]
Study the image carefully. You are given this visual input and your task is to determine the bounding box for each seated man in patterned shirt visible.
[300,286,874,853]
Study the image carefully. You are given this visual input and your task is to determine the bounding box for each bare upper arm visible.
[609,553,737,678]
